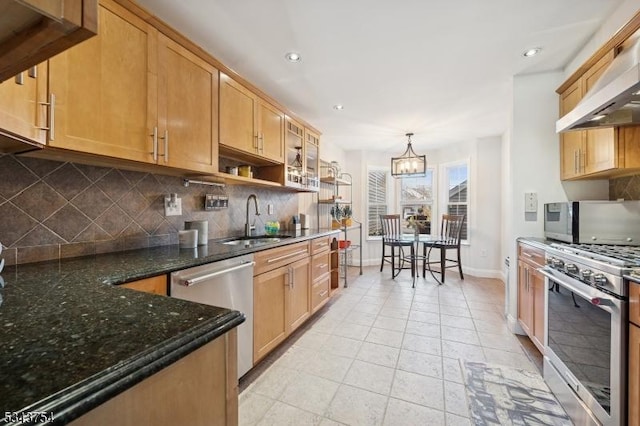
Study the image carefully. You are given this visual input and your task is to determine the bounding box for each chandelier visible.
[391,133,426,177]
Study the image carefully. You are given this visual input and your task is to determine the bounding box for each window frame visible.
[366,166,391,240]
[396,167,437,235]
[439,159,470,244]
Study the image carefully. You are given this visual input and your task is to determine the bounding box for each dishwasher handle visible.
[177,261,256,287]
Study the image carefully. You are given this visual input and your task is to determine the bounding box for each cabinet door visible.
[559,79,584,180]
[120,275,167,296]
[48,0,156,163]
[287,257,310,333]
[584,51,616,174]
[630,324,640,426]
[305,128,320,190]
[531,268,546,351]
[219,73,256,154]
[0,62,48,146]
[253,266,287,362]
[257,99,284,163]
[517,260,532,334]
[157,34,219,173]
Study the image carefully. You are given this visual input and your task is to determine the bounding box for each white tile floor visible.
[240,266,538,425]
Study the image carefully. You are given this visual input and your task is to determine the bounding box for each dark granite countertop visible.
[0,229,339,425]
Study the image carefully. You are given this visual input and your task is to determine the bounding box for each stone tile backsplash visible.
[610,175,640,201]
[0,154,299,265]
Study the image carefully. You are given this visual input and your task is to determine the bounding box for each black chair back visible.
[439,214,465,246]
[380,214,403,239]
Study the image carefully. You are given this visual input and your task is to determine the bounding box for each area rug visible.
[462,361,572,425]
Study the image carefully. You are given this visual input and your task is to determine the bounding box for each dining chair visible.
[380,214,415,278]
[422,214,465,284]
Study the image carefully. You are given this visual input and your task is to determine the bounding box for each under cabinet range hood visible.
[557,29,640,133]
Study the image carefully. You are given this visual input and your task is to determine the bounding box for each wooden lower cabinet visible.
[287,257,311,332]
[253,266,287,362]
[517,242,546,352]
[630,324,640,426]
[71,329,238,426]
[120,275,167,296]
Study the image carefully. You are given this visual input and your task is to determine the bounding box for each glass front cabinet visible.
[284,117,320,192]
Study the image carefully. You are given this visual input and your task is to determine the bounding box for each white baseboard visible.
[507,314,525,335]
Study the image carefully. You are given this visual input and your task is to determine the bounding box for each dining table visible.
[387,233,443,287]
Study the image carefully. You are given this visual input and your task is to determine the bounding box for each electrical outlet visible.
[268,204,274,215]
[164,196,182,216]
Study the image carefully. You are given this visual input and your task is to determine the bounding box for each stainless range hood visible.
[557,29,640,133]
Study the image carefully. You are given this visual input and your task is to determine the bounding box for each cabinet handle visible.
[37,94,55,140]
[319,290,328,298]
[254,134,259,152]
[574,150,578,174]
[317,263,328,269]
[28,66,37,78]
[150,127,158,162]
[266,249,308,264]
[259,133,264,153]
[523,252,533,258]
[160,130,169,163]
[580,150,585,173]
[15,73,24,85]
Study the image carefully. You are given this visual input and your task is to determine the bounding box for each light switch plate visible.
[524,192,537,213]
[164,196,182,216]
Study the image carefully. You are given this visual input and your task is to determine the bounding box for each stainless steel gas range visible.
[539,242,640,425]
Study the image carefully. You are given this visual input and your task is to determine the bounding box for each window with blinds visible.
[445,163,468,241]
[399,170,434,234]
[367,169,388,237]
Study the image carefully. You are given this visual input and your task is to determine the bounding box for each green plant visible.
[330,205,343,221]
[342,205,352,218]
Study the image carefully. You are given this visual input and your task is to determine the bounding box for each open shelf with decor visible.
[317,160,362,288]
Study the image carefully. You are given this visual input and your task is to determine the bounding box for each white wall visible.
[343,136,504,279]
[504,71,609,328]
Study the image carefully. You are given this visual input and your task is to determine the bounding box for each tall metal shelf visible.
[317,162,363,288]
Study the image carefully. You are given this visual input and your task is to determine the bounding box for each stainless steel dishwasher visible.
[170,254,254,379]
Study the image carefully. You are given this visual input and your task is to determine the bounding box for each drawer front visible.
[311,252,330,281]
[311,236,331,254]
[631,282,640,327]
[254,241,310,275]
[518,242,545,267]
[311,275,330,312]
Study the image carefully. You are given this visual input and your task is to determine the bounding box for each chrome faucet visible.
[245,194,261,236]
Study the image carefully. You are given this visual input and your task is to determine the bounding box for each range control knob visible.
[593,273,608,286]
[551,258,565,269]
[565,264,579,274]
[580,269,593,280]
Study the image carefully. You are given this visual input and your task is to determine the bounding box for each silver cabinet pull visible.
[317,263,328,269]
[28,66,37,78]
[15,73,24,85]
[266,249,308,264]
[258,133,264,153]
[574,150,578,174]
[150,127,158,161]
[254,134,259,152]
[289,266,294,289]
[319,290,328,298]
[163,130,169,163]
[523,252,533,258]
[37,94,55,140]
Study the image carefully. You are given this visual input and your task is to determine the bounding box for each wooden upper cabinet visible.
[0,61,48,152]
[219,73,257,155]
[48,0,156,163]
[560,80,584,180]
[47,0,219,173]
[257,98,285,163]
[0,0,97,81]
[558,48,640,179]
[157,34,219,173]
[219,72,284,164]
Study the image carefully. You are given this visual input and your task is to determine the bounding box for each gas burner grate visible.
[550,243,640,267]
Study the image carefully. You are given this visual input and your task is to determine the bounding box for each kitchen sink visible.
[220,235,292,247]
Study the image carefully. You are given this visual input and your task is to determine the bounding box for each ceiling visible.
[136,0,624,153]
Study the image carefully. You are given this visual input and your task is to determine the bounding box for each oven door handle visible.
[538,267,616,307]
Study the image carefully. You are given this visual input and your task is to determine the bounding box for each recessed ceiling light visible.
[523,48,541,58]
[285,52,301,62]
[333,104,344,110]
